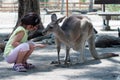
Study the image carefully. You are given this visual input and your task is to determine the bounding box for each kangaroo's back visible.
[61,15,88,31]
[65,16,79,38]
[61,15,91,41]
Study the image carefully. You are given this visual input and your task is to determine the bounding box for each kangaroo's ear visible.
[56,16,66,24]
[51,14,57,22]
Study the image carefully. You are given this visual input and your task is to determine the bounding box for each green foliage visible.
[39,0,49,6]
[106,4,120,12]
[106,4,120,19]
[81,0,86,2]
[39,0,48,2]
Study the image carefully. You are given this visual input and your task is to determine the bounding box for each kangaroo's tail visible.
[98,53,119,59]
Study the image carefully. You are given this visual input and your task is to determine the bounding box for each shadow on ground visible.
[0,45,119,80]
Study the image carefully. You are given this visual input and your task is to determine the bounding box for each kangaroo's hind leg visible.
[64,46,71,65]
[77,36,87,63]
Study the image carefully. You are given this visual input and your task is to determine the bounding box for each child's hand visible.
[35,44,47,48]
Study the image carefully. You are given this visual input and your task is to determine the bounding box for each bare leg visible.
[22,43,35,64]
[14,51,28,72]
[22,48,34,64]
[15,51,28,64]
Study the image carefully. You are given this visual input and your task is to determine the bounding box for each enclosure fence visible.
[0,1,101,12]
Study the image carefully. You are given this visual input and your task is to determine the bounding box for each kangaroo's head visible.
[42,14,66,35]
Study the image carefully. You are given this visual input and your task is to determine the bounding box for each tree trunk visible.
[14,0,44,40]
[0,0,46,53]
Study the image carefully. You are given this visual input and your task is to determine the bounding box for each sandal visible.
[24,63,35,69]
[13,64,27,72]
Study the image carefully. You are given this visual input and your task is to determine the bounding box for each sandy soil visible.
[0,44,120,80]
[0,12,120,80]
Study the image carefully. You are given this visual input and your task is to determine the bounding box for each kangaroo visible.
[95,28,120,48]
[42,14,119,65]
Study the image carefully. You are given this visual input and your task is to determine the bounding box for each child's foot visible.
[13,63,27,72]
[24,62,35,69]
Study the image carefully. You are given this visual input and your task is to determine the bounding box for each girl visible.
[3,12,46,72]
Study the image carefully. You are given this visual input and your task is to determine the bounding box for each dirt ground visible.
[0,12,120,80]
[0,44,120,80]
